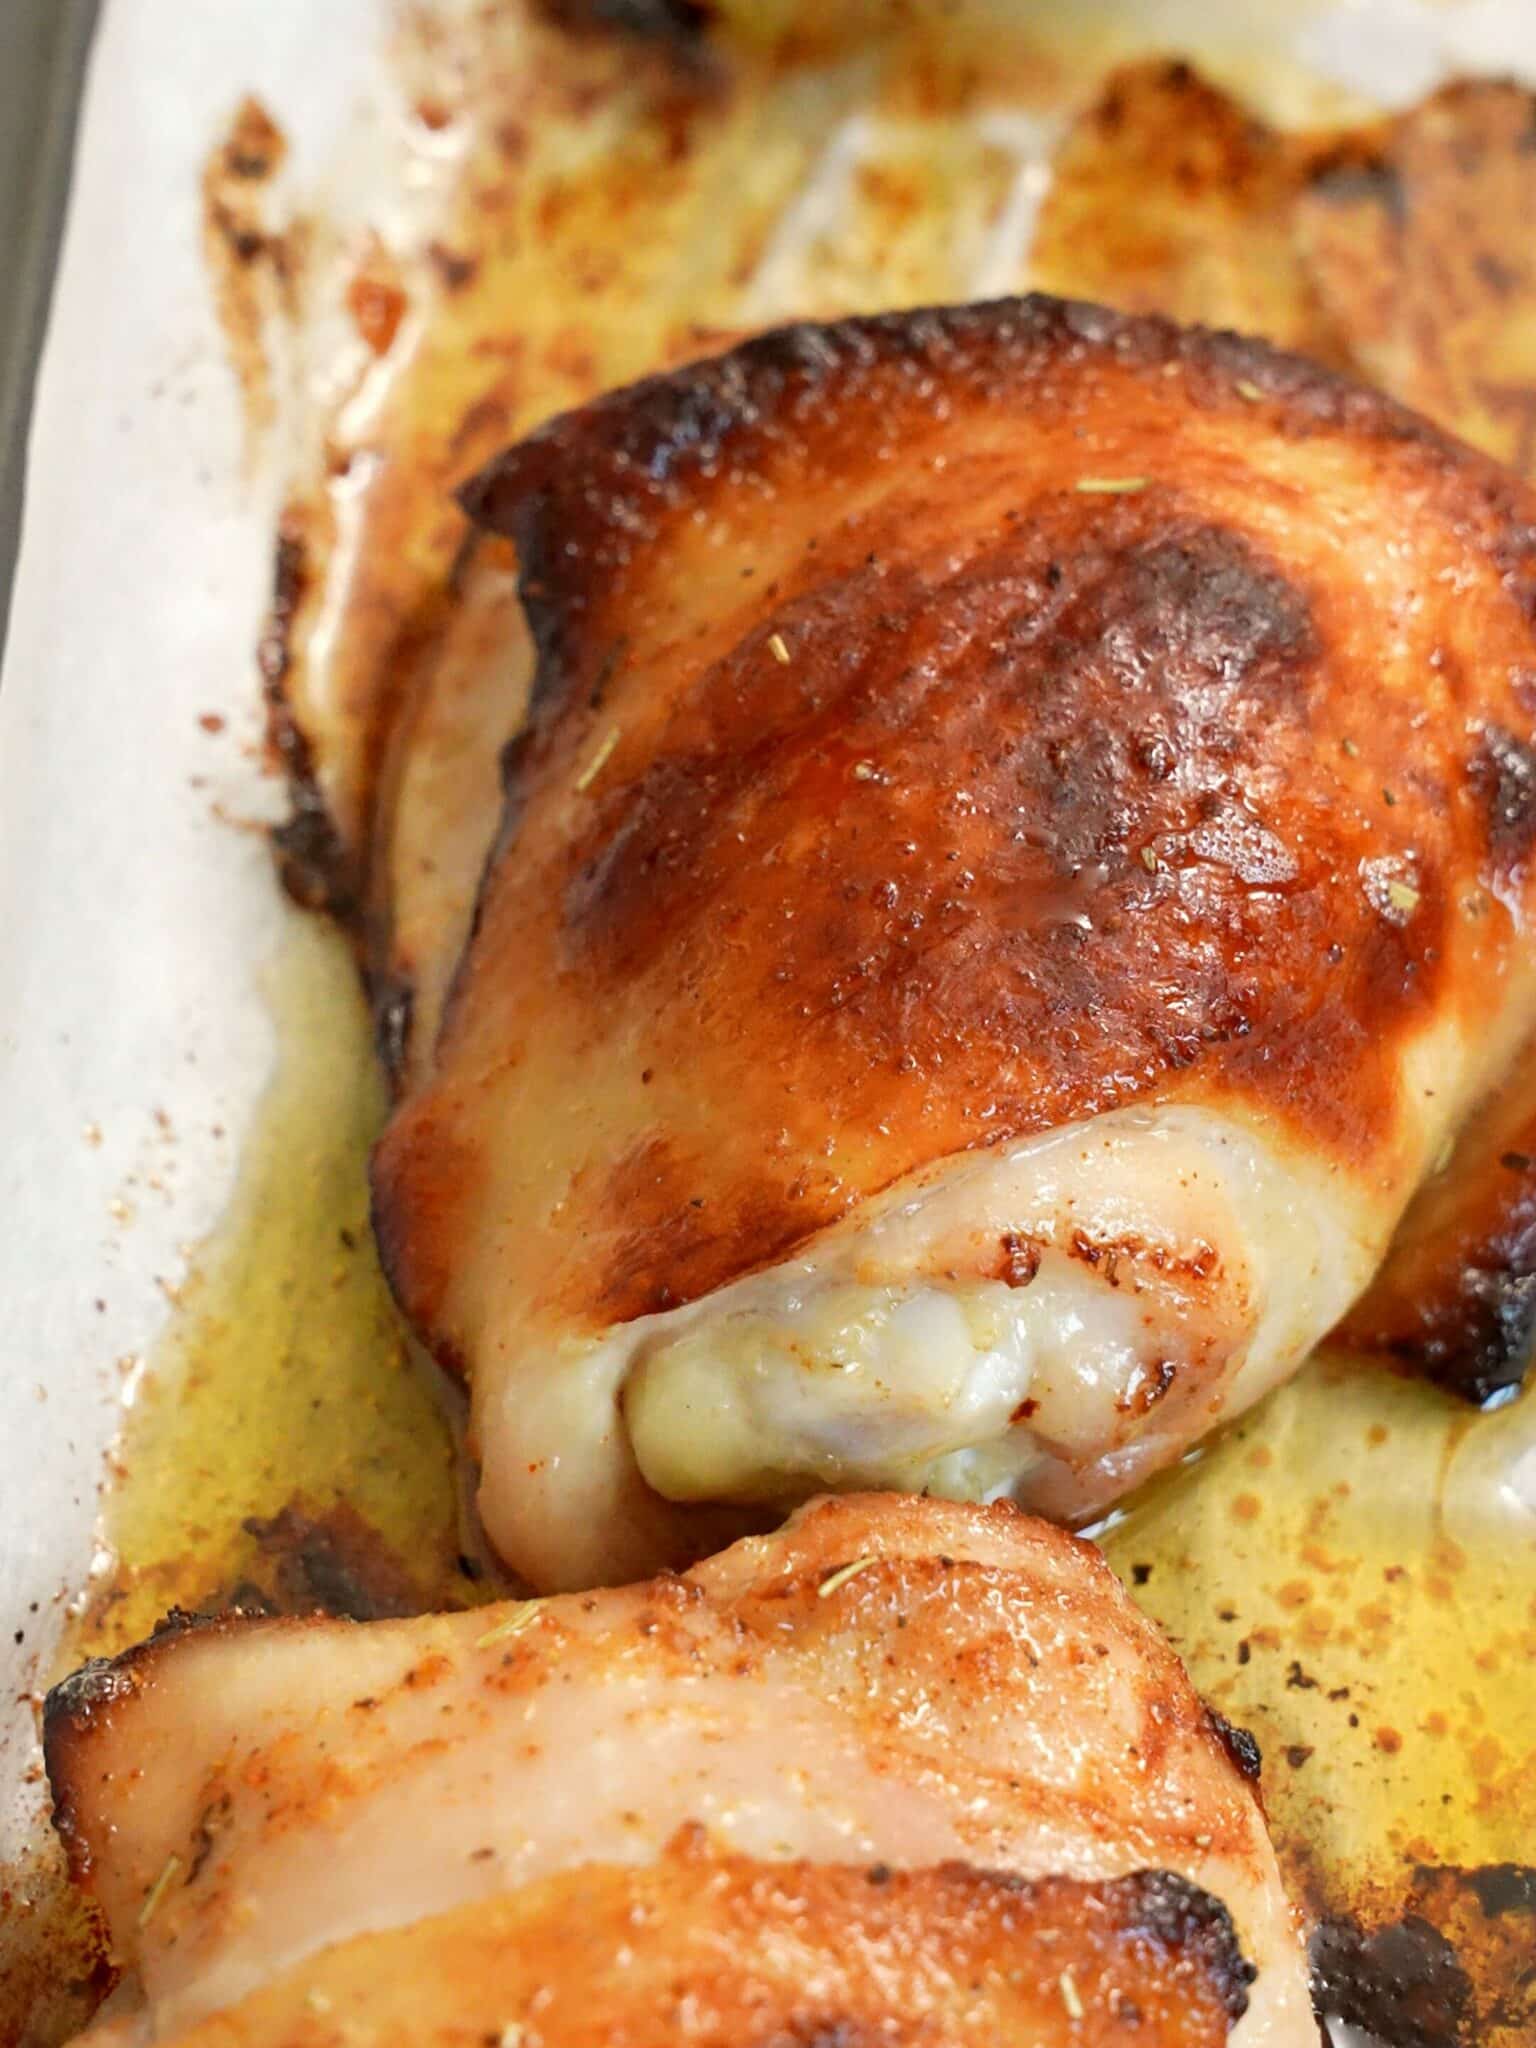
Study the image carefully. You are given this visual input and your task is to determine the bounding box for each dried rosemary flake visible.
[574,727,620,793]
[817,1556,877,1600]
[1382,786,1398,807]
[1073,476,1147,495]
[1386,878,1420,916]
[1059,1968,1085,2021]
[852,760,879,782]
[1340,737,1359,758]
[1234,378,1264,402]
[476,1600,546,1650]
[767,631,792,664]
[1138,844,1159,873]
[138,1852,183,1929]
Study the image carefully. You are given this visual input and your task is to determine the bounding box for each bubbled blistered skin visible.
[44,1497,1311,2048]
[373,294,1536,1589]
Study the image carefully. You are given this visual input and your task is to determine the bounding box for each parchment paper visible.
[0,0,379,1848]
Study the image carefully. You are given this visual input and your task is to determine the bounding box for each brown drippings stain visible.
[201,97,298,454]
[348,264,410,357]
[201,95,319,460]
[240,1498,445,1622]
[998,1232,1042,1290]
[0,1848,114,2048]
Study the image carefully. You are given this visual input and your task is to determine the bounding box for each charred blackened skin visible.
[43,1603,219,1740]
[43,1605,308,1888]
[44,1637,169,1885]
[1340,1058,1536,1404]
[1121,1869,1256,2024]
[1471,723,1536,881]
[1310,1913,1474,2048]
[42,1658,137,1742]
[1414,1264,1536,1406]
[370,972,415,1096]
[761,1863,1256,2032]
[260,527,358,921]
[1204,1706,1263,1784]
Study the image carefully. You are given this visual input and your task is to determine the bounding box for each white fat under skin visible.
[475,1103,1379,1591]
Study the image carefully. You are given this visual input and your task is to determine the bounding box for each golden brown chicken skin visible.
[45,1497,1309,2047]
[1036,69,1536,1400]
[369,296,1536,1590]
[81,1854,1257,2048]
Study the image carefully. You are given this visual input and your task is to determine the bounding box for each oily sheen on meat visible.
[374,295,1536,1589]
[46,1497,1312,2048]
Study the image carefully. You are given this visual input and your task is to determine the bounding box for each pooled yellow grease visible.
[1102,1365,1536,1937]
[68,917,488,1667]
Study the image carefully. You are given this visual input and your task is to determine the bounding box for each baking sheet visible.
[4,0,1536,2039]
[0,1,99,647]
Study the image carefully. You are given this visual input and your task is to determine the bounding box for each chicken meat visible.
[45,1496,1312,2047]
[370,295,1536,1590]
[1034,64,1536,1406]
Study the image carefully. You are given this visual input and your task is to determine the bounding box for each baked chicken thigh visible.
[46,1496,1311,2047]
[1033,65,1536,1407]
[370,297,1536,1591]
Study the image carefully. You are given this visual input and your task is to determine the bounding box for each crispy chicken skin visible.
[74,1860,1259,2048]
[1036,66,1536,1400]
[370,295,1536,1589]
[1293,77,1536,1398]
[45,1497,1311,2046]
[1332,1050,1536,1404]
[345,70,1536,1401]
